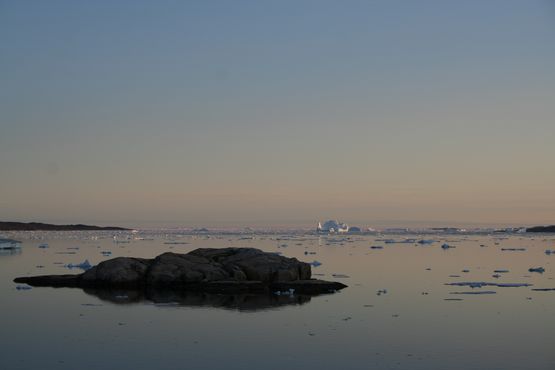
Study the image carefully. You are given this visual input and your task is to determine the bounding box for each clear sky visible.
[1,0,554,229]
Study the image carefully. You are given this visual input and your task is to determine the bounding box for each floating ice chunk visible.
[370,245,383,249]
[450,291,496,295]
[16,285,32,290]
[418,239,435,245]
[310,260,322,267]
[274,288,295,296]
[529,267,545,274]
[446,282,532,288]
[384,239,416,244]
[65,259,92,270]
[531,288,555,291]
[38,243,49,249]
[545,250,554,255]
[0,239,21,250]
[501,248,526,251]
[494,270,509,273]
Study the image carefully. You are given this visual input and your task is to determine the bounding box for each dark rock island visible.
[526,225,555,233]
[14,248,347,295]
[0,221,128,231]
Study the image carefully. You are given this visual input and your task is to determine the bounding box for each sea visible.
[1,230,554,370]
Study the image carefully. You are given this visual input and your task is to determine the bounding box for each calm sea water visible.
[1,231,554,370]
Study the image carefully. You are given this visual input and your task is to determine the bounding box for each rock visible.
[82,257,150,286]
[14,248,347,295]
[526,225,555,233]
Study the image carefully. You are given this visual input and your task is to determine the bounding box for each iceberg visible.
[317,220,349,234]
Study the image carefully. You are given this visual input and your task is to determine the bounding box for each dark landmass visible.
[0,221,129,231]
[14,248,347,296]
[526,225,555,233]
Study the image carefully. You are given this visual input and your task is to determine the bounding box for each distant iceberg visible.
[317,220,349,234]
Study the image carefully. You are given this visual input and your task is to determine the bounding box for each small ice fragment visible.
[65,260,92,270]
[16,285,32,290]
[529,267,545,274]
[446,282,532,288]
[332,274,350,278]
[310,260,322,267]
[38,243,49,249]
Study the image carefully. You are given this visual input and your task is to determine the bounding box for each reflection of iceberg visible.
[317,220,349,234]
[81,287,318,312]
[0,238,21,250]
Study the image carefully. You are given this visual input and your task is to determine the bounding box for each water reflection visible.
[82,286,317,311]
[0,248,22,256]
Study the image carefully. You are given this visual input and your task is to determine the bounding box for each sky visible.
[1,0,554,229]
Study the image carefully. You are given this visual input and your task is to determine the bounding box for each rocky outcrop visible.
[14,248,347,295]
[526,225,555,233]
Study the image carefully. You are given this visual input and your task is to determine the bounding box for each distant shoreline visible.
[0,221,129,231]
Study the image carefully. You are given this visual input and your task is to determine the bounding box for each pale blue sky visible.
[1,0,554,228]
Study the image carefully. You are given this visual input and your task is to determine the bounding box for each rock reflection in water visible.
[82,287,315,311]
